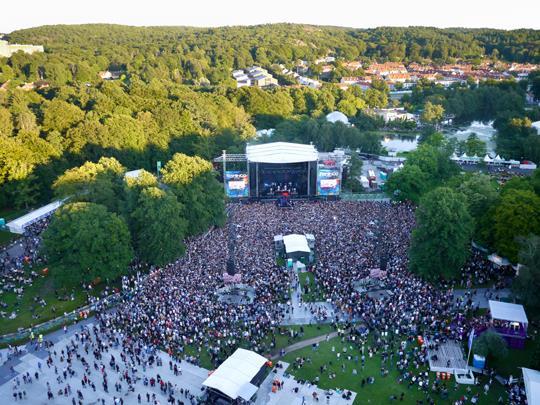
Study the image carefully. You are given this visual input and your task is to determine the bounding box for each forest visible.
[0,24,539,213]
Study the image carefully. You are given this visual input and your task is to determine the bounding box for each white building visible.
[0,40,43,58]
[373,108,416,123]
[298,76,321,89]
[232,66,278,88]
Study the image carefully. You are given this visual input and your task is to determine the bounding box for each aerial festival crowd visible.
[2,201,527,404]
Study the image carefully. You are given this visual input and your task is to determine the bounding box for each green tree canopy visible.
[384,164,429,204]
[513,234,540,308]
[409,187,474,279]
[420,101,445,126]
[42,202,134,286]
[53,157,126,213]
[161,153,225,235]
[130,187,188,266]
[472,330,509,361]
[493,189,540,262]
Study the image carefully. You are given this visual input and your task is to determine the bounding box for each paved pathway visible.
[255,361,356,405]
[281,269,337,326]
[0,321,208,405]
[453,288,512,309]
[270,332,340,360]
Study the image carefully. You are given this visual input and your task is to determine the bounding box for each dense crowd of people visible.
[0,216,52,320]
[1,200,528,403]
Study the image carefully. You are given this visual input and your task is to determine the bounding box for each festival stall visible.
[488,300,528,349]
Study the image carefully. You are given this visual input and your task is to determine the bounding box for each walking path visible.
[255,361,356,405]
[453,288,511,309]
[270,331,341,360]
[281,267,336,326]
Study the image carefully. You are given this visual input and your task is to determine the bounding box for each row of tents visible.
[450,153,537,169]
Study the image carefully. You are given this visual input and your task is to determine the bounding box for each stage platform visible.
[425,338,468,373]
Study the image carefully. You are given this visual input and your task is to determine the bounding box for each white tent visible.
[202,348,268,401]
[522,367,540,405]
[488,253,510,267]
[494,155,504,163]
[124,169,144,180]
[489,300,528,325]
[246,142,318,164]
[283,234,311,254]
[483,154,493,163]
[326,111,349,125]
[6,200,63,234]
[450,152,459,161]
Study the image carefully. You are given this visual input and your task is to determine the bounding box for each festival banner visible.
[317,163,341,196]
[225,171,249,198]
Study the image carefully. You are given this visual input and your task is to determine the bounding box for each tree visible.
[53,157,126,213]
[493,190,540,262]
[384,165,429,204]
[472,330,508,361]
[420,101,445,127]
[409,187,474,279]
[513,234,540,308]
[42,202,134,286]
[458,174,499,239]
[161,153,225,235]
[462,133,487,157]
[42,99,85,133]
[130,187,188,266]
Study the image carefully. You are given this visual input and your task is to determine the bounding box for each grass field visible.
[185,324,336,370]
[0,266,108,335]
[0,230,18,246]
[298,271,325,302]
[282,335,507,405]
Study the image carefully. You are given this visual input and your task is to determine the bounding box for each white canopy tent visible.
[202,348,268,401]
[246,142,318,164]
[522,367,540,405]
[489,300,528,325]
[124,169,144,180]
[487,253,511,267]
[283,234,311,254]
[6,200,63,234]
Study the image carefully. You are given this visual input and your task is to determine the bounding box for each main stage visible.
[214,142,345,200]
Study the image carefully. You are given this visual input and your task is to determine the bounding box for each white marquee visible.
[202,348,267,401]
[283,234,311,254]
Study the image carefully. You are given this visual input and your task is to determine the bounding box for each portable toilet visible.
[473,354,486,369]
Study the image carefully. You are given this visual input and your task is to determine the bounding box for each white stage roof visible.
[489,300,528,324]
[283,234,311,254]
[202,348,267,401]
[246,142,318,164]
[6,200,63,234]
[522,367,540,405]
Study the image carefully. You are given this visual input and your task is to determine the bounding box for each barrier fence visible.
[341,192,390,201]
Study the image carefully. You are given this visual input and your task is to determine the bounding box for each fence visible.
[341,192,390,202]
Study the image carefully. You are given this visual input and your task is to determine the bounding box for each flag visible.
[468,329,475,351]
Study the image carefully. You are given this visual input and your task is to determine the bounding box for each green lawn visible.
[0,266,108,335]
[0,230,18,246]
[185,324,336,370]
[282,335,506,405]
[298,271,325,302]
